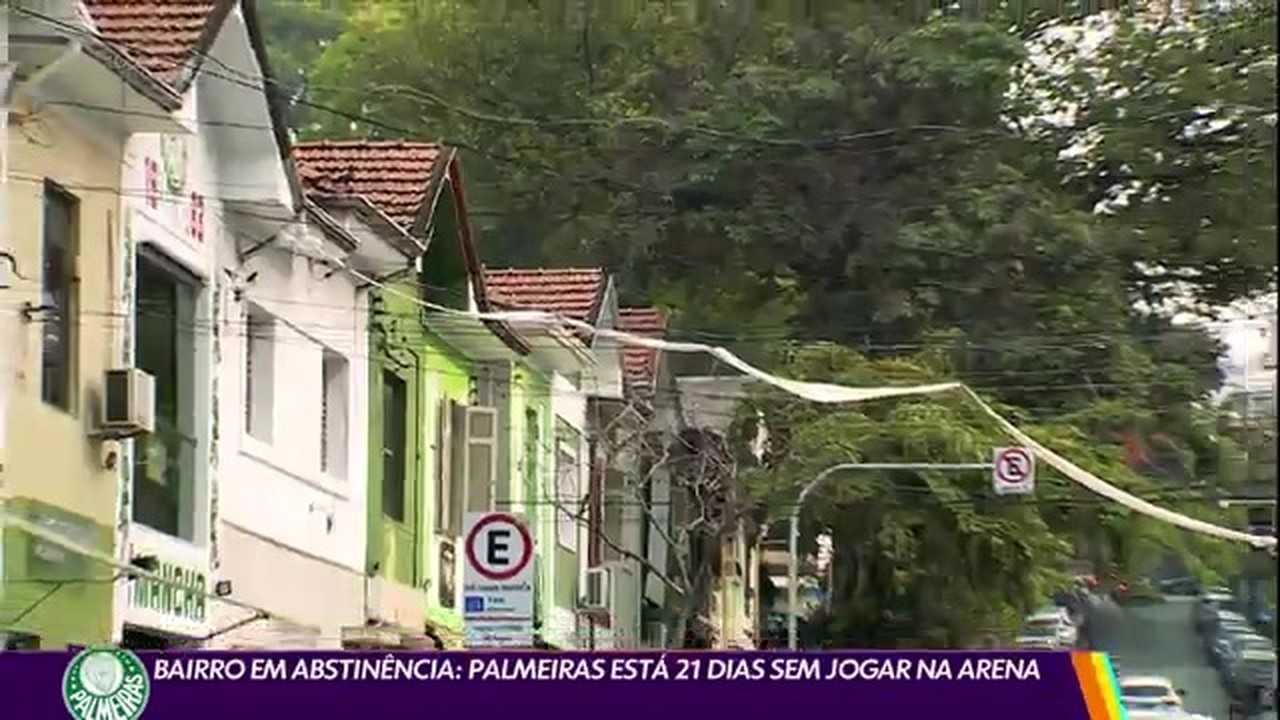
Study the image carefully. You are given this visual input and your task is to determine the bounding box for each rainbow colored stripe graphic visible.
[1070,652,1128,720]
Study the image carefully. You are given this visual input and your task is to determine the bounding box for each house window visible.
[465,406,498,514]
[120,628,176,650]
[320,350,348,478]
[602,470,626,565]
[556,421,580,551]
[523,408,540,513]
[587,439,604,566]
[244,307,274,443]
[133,250,198,541]
[382,371,408,523]
[435,400,457,536]
[40,181,78,410]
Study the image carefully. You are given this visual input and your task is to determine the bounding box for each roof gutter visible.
[9,38,79,105]
[308,192,422,259]
[301,199,359,254]
[9,6,181,111]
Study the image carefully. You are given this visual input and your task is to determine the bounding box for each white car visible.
[1119,674,1185,711]
[1036,606,1076,625]
[1021,611,1077,648]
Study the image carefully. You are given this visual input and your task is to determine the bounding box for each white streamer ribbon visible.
[437,300,1275,550]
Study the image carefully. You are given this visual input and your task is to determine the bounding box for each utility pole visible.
[786,462,992,651]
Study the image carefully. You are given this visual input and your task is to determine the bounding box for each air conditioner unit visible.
[101,369,156,439]
[581,566,612,611]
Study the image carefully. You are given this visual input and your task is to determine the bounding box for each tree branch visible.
[546,492,686,597]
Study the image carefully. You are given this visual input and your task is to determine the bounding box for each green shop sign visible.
[130,562,207,623]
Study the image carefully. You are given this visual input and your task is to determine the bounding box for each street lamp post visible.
[786,462,993,650]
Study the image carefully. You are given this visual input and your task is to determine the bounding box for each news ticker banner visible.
[2,649,1128,720]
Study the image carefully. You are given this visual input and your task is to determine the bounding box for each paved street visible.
[1089,596,1232,719]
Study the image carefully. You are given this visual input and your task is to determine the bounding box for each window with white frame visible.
[320,350,349,478]
[440,401,499,531]
[464,406,498,514]
[382,371,408,523]
[244,306,274,443]
[555,420,580,550]
[435,399,458,536]
[133,248,200,541]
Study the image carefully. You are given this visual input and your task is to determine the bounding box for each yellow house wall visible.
[1,104,126,646]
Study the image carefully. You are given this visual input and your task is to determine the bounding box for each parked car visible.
[1206,609,1253,640]
[1036,606,1076,626]
[1224,647,1278,702]
[1118,674,1185,712]
[1161,576,1201,596]
[1017,611,1077,649]
[1197,590,1239,633]
[1208,622,1259,665]
[1211,629,1268,669]
[1128,706,1213,720]
[1220,634,1274,676]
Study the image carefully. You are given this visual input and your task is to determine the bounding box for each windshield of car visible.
[1236,637,1274,653]
[1021,624,1057,638]
[1120,684,1170,698]
[1123,698,1178,713]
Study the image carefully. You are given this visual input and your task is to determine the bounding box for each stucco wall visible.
[108,8,297,641]
[1,102,128,646]
[421,330,472,629]
[545,371,588,647]
[219,246,370,574]
[207,524,363,649]
[4,101,125,533]
[113,125,219,640]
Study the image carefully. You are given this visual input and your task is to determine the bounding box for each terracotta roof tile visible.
[85,0,219,82]
[483,268,606,323]
[292,141,444,231]
[617,307,667,393]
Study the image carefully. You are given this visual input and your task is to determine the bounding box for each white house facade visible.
[99,0,327,648]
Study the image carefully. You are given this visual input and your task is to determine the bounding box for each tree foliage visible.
[260,0,1277,647]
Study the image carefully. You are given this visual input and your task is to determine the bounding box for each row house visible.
[481,268,623,647]
[0,0,387,651]
[289,144,609,650]
[80,0,354,651]
[2,0,708,652]
[478,269,702,649]
[1,0,190,650]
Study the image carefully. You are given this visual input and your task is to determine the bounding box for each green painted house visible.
[476,268,625,648]
[293,140,602,648]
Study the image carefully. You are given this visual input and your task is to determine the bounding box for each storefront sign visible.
[130,561,208,623]
[140,135,203,244]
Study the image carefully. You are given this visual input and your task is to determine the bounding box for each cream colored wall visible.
[3,102,125,526]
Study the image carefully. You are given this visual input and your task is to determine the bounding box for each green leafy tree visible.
[261,0,1274,647]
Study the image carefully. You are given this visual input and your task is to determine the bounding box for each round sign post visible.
[992,447,1036,496]
[464,512,534,581]
[461,512,536,649]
